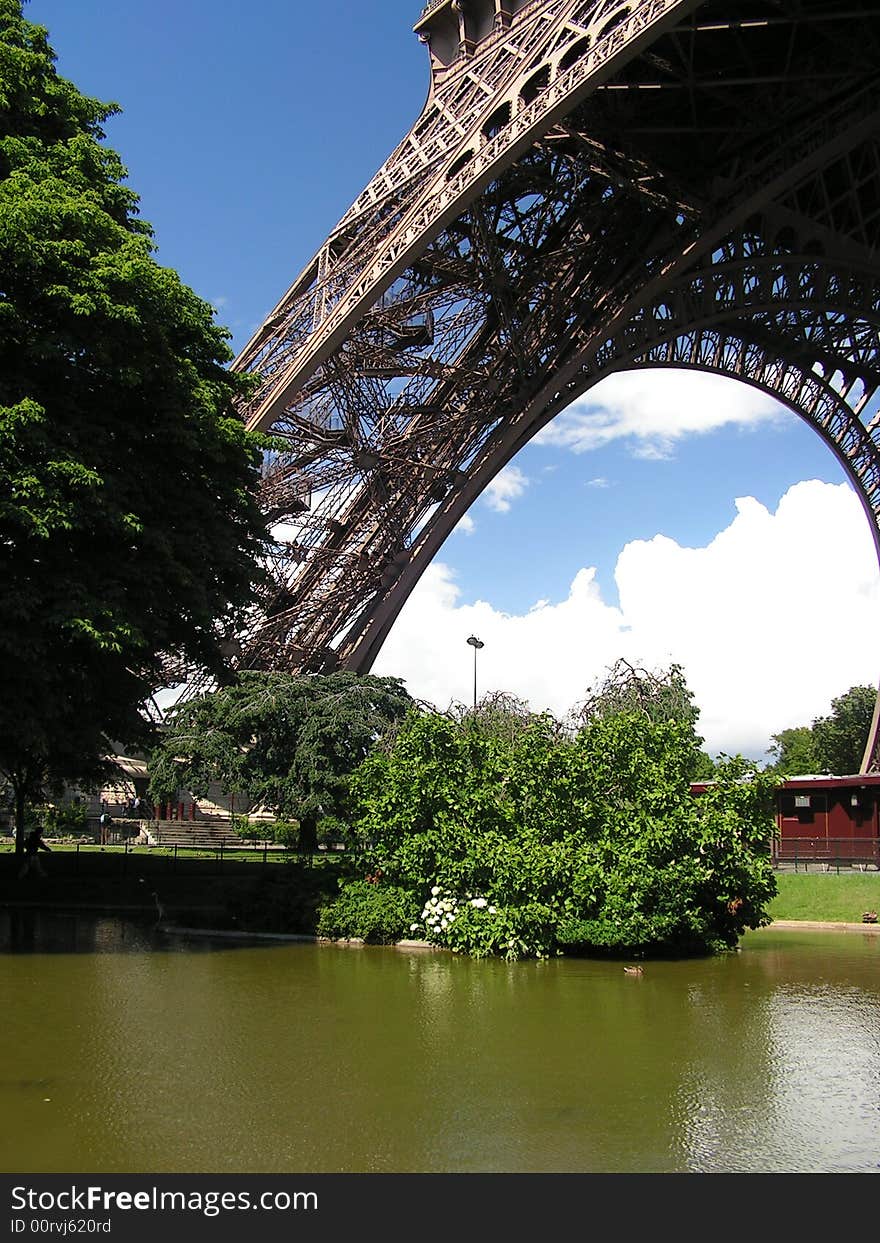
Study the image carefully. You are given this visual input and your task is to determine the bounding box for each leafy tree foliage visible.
[344,686,778,959]
[456,690,562,743]
[571,660,700,731]
[570,659,712,781]
[0,2,267,846]
[317,880,420,945]
[811,685,876,775]
[149,671,415,850]
[691,749,718,781]
[766,726,817,776]
[766,685,877,776]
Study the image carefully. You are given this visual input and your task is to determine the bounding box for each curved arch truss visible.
[230,0,880,770]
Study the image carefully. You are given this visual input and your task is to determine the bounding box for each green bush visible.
[42,802,88,836]
[317,879,420,944]
[412,887,559,959]
[232,815,262,843]
[271,820,301,850]
[316,814,348,845]
[349,698,778,960]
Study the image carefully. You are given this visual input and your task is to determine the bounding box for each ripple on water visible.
[1,918,878,1172]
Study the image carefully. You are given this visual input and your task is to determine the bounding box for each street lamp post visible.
[466,635,484,709]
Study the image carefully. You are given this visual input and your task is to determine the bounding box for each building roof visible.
[111,756,149,781]
[780,773,880,789]
[690,772,880,794]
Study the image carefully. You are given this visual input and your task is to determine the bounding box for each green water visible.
[1,911,878,1173]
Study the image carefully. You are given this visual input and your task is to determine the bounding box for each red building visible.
[773,774,880,867]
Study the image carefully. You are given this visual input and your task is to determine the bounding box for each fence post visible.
[75,841,80,876]
[173,843,178,874]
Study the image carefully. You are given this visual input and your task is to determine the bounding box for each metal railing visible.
[772,837,880,873]
[0,839,354,877]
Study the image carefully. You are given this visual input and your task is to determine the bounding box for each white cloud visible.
[586,477,610,489]
[455,513,476,536]
[535,369,784,459]
[373,481,880,762]
[483,464,528,513]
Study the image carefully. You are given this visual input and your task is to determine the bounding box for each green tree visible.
[0,2,268,848]
[811,685,877,775]
[571,659,710,781]
[149,671,415,851]
[691,750,717,781]
[766,726,817,776]
[572,660,700,727]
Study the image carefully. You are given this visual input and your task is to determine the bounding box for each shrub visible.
[411,886,559,960]
[316,814,348,846]
[42,802,88,836]
[232,815,262,843]
[271,820,300,850]
[316,879,420,944]
[348,698,777,959]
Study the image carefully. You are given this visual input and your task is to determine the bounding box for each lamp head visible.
[466,635,484,649]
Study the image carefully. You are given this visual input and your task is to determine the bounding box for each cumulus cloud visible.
[455,513,476,536]
[373,481,880,762]
[534,369,784,459]
[483,464,529,512]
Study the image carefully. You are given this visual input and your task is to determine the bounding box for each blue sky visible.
[25,1,880,760]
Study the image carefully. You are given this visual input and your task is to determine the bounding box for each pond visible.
[1,910,878,1173]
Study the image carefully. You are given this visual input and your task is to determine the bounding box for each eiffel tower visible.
[230,0,880,771]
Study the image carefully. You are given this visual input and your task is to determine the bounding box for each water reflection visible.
[1,908,156,954]
[0,908,251,955]
[0,916,878,1173]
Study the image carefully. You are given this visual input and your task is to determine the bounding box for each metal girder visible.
[229,0,880,771]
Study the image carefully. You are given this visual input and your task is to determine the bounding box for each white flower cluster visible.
[420,885,459,933]
[409,884,498,939]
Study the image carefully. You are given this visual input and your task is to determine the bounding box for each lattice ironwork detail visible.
[228,0,880,772]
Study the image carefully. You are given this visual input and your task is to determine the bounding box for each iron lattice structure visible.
[231,0,880,770]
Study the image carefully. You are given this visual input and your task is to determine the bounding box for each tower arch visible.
[231,1,880,768]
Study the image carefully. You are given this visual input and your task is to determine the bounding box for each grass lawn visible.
[768,872,880,923]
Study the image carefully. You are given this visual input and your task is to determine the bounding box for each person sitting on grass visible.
[17,824,51,880]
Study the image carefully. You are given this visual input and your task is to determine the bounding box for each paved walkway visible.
[768,919,879,933]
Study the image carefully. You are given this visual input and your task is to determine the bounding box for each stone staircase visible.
[147,818,263,849]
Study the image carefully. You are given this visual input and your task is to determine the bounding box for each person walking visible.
[17,824,51,880]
